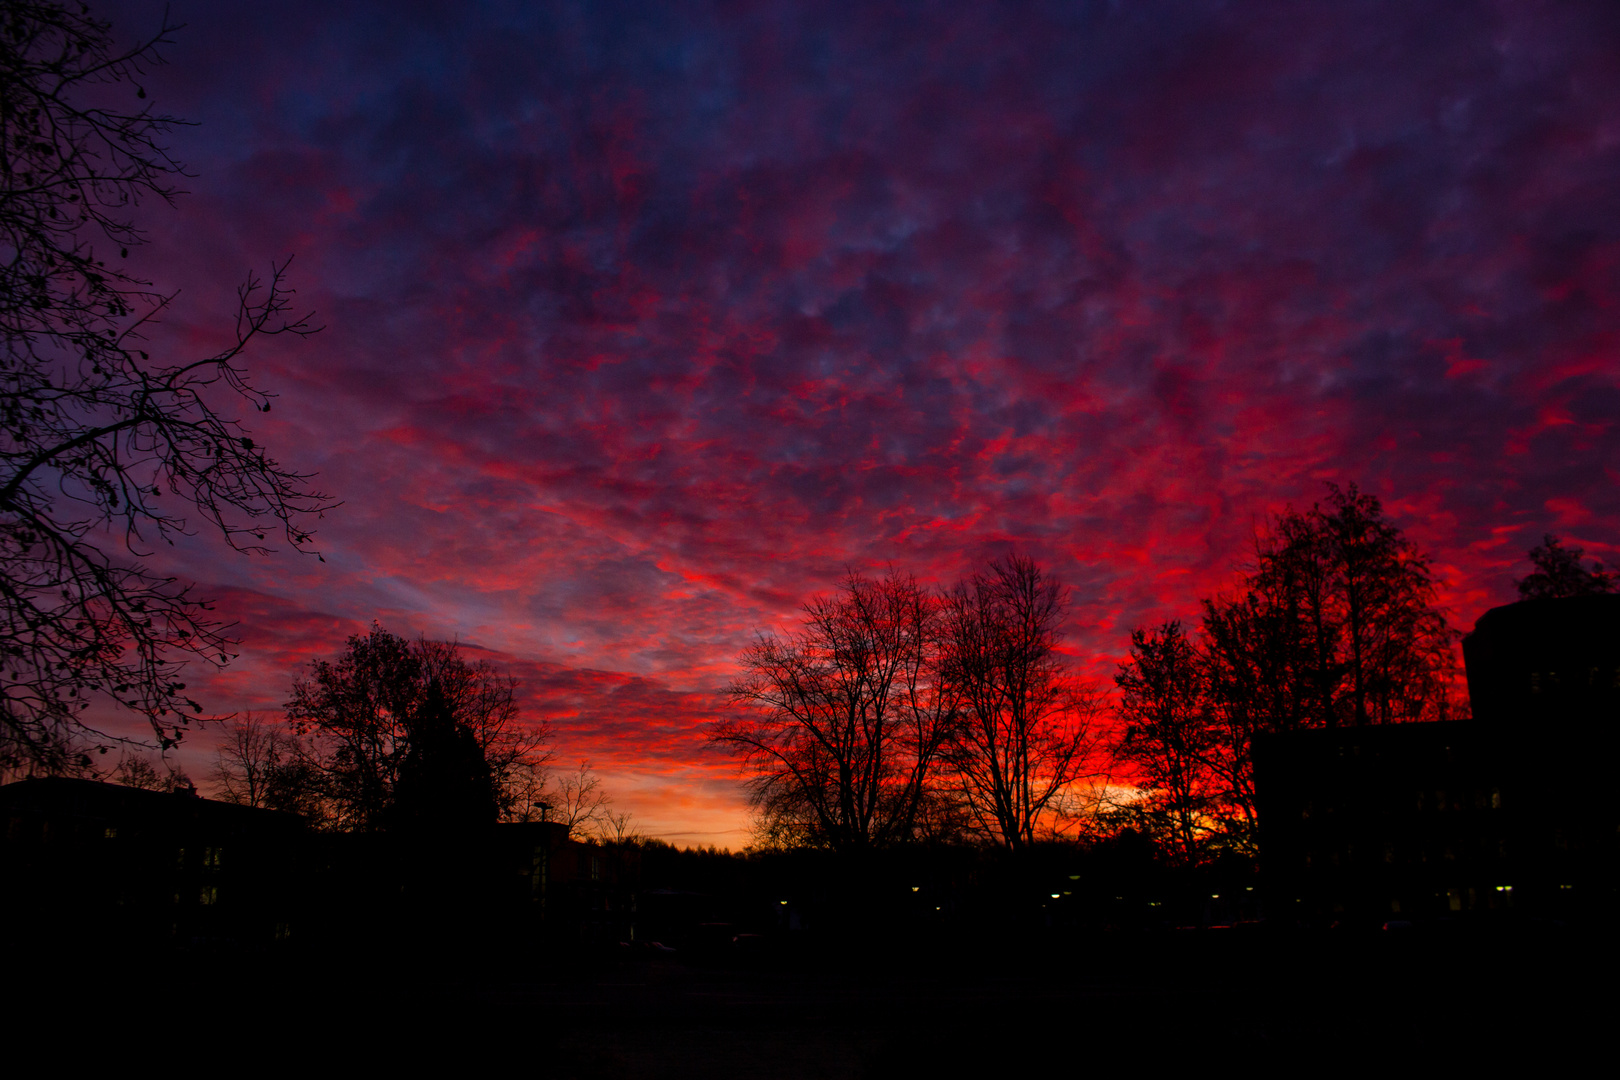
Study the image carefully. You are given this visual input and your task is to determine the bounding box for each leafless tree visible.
[211,711,279,807]
[1111,620,1228,863]
[111,749,190,792]
[0,2,335,773]
[553,759,610,839]
[1228,483,1459,729]
[941,556,1105,851]
[1114,482,1463,863]
[597,808,640,845]
[711,569,957,852]
[209,711,324,821]
[502,757,552,824]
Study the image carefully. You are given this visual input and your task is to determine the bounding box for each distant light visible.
[1068,874,1080,881]
[779,899,788,905]
[911,886,920,892]
[1245,887,1253,892]
[1050,893,1060,899]
[1495,885,1513,893]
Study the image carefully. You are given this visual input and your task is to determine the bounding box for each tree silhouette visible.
[388,680,497,832]
[0,2,334,773]
[285,624,547,831]
[210,712,324,821]
[1112,621,1223,864]
[712,569,955,852]
[111,749,191,792]
[1516,534,1613,599]
[552,758,610,839]
[1205,483,1457,731]
[1113,483,1459,863]
[940,556,1104,851]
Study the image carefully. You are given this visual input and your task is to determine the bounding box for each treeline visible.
[713,484,1462,863]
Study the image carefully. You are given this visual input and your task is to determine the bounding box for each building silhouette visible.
[0,777,641,954]
[1256,593,1619,925]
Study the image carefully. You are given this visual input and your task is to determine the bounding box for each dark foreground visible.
[14,923,1607,1075]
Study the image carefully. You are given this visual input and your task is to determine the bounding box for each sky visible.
[89,0,1620,844]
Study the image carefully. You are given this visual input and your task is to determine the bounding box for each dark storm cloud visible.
[102,0,1620,837]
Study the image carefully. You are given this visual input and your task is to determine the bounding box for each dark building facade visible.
[0,777,306,949]
[1256,594,1620,925]
[0,778,642,954]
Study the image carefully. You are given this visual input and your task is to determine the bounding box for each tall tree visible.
[712,569,955,852]
[1516,534,1614,599]
[1112,621,1225,864]
[0,2,333,773]
[388,680,498,833]
[285,624,548,831]
[941,556,1103,851]
[1115,483,1459,863]
[1222,483,1457,730]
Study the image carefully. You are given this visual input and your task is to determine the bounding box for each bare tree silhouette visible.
[940,556,1105,851]
[712,569,956,852]
[0,2,335,773]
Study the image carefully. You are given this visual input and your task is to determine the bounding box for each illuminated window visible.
[200,885,218,906]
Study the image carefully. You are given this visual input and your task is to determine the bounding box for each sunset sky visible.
[98,0,1620,844]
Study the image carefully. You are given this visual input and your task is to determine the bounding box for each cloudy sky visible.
[98,0,1620,843]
